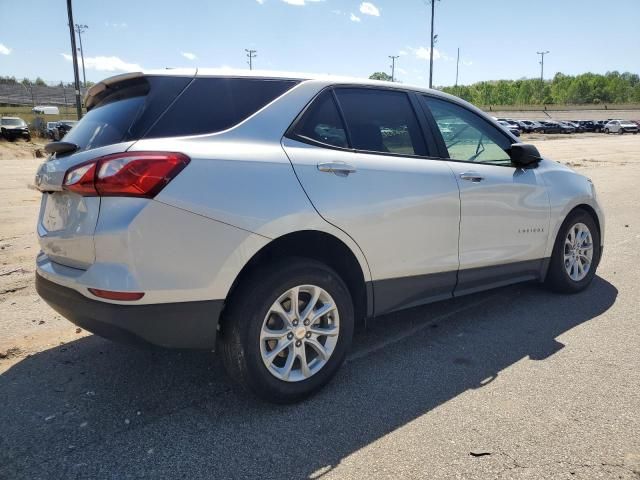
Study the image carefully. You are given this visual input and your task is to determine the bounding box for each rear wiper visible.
[44,141,79,156]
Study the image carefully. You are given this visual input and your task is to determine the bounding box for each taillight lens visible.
[63,152,190,198]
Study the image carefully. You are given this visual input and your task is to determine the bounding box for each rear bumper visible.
[36,273,223,349]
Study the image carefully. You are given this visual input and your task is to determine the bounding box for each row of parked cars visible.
[495,118,639,136]
[0,117,80,142]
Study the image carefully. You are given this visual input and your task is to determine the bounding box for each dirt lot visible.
[1,133,639,479]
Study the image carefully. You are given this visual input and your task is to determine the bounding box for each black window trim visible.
[285,84,445,162]
[417,92,525,168]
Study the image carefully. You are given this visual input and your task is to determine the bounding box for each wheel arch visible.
[222,230,371,331]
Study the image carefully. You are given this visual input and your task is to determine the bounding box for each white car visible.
[603,120,638,134]
[34,70,604,402]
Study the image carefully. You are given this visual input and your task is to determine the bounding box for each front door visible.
[420,95,550,295]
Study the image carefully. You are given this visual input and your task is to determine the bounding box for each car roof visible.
[86,68,450,107]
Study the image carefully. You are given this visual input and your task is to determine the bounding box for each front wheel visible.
[604,128,609,134]
[220,258,354,403]
[545,210,601,294]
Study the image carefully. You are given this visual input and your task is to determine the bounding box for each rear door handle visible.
[460,172,484,182]
[317,162,357,177]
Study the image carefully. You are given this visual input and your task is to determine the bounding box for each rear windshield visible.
[63,76,191,151]
[63,76,299,151]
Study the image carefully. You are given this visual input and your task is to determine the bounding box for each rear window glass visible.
[63,76,191,151]
[290,90,348,148]
[146,78,299,138]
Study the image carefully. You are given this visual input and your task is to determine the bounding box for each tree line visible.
[441,71,640,106]
[0,76,95,88]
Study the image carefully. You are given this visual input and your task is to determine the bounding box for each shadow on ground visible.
[0,277,617,479]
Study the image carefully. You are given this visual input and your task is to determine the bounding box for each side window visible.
[334,88,428,156]
[148,78,298,138]
[291,90,348,148]
[422,96,512,165]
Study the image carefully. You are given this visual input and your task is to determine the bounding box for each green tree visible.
[369,72,393,81]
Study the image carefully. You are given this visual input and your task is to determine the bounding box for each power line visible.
[245,49,257,70]
[388,55,399,82]
[74,24,88,88]
[65,0,82,120]
[537,50,550,83]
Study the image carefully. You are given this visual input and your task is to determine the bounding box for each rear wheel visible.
[220,258,354,403]
[545,210,600,293]
[619,128,624,135]
[604,128,609,134]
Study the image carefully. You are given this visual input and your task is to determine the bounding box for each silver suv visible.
[35,70,604,402]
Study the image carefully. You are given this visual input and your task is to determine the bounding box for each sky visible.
[0,0,639,88]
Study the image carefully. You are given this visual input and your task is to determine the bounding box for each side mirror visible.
[509,143,541,167]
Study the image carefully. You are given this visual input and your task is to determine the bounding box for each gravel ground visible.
[0,133,639,479]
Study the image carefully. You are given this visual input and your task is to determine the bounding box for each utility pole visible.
[245,49,257,70]
[74,24,88,88]
[388,55,399,82]
[455,47,460,87]
[66,0,82,119]
[537,50,549,83]
[428,0,438,88]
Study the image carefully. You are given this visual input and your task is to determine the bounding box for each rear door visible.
[420,95,550,295]
[283,86,461,315]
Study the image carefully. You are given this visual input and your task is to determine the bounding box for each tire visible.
[220,257,354,403]
[604,128,609,134]
[619,129,624,135]
[545,209,601,294]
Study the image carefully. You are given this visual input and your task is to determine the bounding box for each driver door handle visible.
[460,172,484,183]
[317,162,357,177]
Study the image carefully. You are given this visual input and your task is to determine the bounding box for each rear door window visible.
[334,88,428,156]
[289,90,348,148]
[147,78,299,138]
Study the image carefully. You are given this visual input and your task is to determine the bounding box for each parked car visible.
[575,120,596,132]
[46,121,59,140]
[55,120,78,139]
[561,121,583,133]
[603,120,639,134]
[497,118,521,132]
[35,71,604,403]
[593,120,609,133]
[515,120,535,133]
[537,121,563,134]
[498,120,521,136]
[1,116,31,141]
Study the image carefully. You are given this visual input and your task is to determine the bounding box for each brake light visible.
[63,152,190,198]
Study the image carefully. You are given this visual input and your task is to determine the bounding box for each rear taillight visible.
[63,152,190,198]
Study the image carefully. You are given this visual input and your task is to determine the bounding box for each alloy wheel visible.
[260,285,340,382]
[563,222,594,281]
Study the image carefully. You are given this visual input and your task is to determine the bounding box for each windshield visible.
[1,118,26,126]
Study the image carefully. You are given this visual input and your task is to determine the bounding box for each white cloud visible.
[462,59,473,66]
[399,50,408,56]
[61,53,142,72]
[181,52,197,60]
[331,9,343,14]
[0,43,11,55]
[410,46,442,61]
[350,13,361,22]
[104,21,128,29]
[281,0,324,4]
[359,2,380,16]
[256,0,265,3]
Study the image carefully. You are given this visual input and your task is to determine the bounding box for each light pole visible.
[388,55,399,82]
[428,0,439,88]
[245,49,257,70]
[537,50,549,83]
[74,24,88,88]
[66,0,82,119]
[455,47,460,87]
